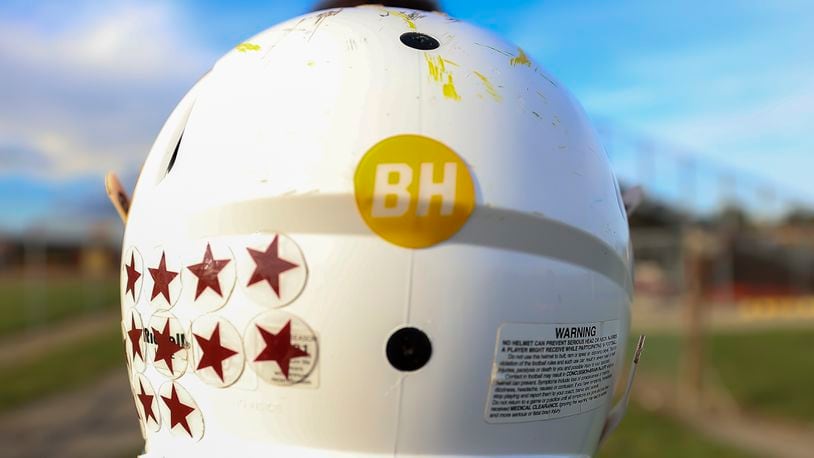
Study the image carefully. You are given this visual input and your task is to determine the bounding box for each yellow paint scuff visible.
[443,75,461,101]
[425,55,461,101]
[236,42,261,53]
[510,47,531,67]
[388,10,417,30]
[425,55,458,81]
[473,71,501,101]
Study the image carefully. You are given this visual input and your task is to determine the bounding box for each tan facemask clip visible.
[105,172,130,224]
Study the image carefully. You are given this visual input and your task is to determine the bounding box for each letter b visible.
[371,163,412,217]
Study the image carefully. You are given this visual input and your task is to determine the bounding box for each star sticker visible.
[254,320,309,379]
[126,315,143,362]
[187,244,230,299]
[246,236,299,298]
[153,319,183,373]
[161,384,195,437]
[124,253,141,300]
[149,252,178,302]
[194,323,238,382]
[136,380,157,424]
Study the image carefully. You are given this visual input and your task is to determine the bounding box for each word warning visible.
[484,320,620,423]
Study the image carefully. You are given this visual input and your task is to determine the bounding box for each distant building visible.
[0,219,121,275]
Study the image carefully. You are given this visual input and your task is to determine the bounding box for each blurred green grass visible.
[1,272,810,458]
[0,327,123,411]
[599,404,754,457]
[633,328,814,423]
[0,276,118,337]
[2,327,753,457]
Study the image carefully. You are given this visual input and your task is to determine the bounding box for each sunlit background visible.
[1,1,813,457]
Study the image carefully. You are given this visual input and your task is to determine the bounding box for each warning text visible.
[485,321,619,423]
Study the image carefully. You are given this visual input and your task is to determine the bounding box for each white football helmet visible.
[113,5,635,457]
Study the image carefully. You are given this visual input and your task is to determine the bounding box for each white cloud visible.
[0,0,216,178]
[643,81,814,151]
[0,1,212,82]
[579,10,814,203]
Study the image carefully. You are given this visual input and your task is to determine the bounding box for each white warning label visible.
[485,320,620,423]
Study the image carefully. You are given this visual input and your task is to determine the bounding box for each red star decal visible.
[136,380,157,424]
[126,315,143,362]
[148,252,178,302]
[124,252,141,300]
[153,319,183,373]
[254,320,309,379]
[246,236,298,298]
[186,243,230,299]
[194,323,238,382]
[161,384,195,437]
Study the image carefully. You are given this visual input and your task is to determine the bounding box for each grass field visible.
[632,328,814,424]
[2,330,754,458]
[599,404,754,457]
[0,275,118,337]
[1,274,810,457]
[0,327,123,411]
[0,325,791,458]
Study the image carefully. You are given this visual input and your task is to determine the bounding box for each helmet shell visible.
[121,6,632,457]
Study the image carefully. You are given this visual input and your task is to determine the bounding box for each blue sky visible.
[1,0,812,234]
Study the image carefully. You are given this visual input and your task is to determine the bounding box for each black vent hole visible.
[400,32,440,50]
[386,326,432,372]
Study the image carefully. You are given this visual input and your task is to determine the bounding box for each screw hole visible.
[399,32,440,51]
[386,327,432,372]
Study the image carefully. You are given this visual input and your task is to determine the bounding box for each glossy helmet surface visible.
[119,5,633,457]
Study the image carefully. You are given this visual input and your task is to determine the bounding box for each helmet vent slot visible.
[165,132,183,176]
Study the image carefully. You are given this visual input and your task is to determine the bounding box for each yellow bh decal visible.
[354,135,476,248]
